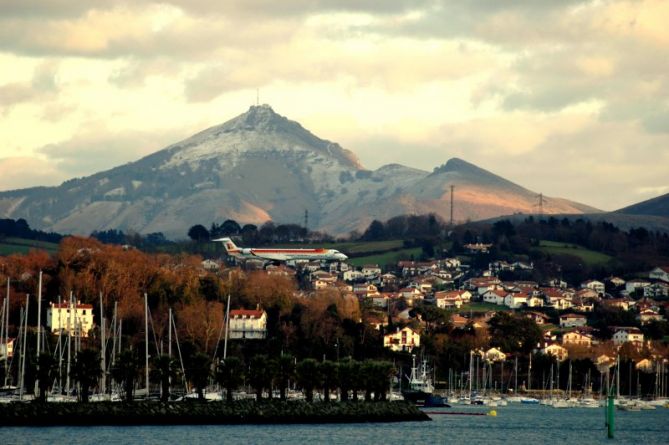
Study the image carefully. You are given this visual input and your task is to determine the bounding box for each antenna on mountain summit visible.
[256,88,259,106]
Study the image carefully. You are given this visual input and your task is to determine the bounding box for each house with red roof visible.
[229,308,267,340]
[47,300,94,337]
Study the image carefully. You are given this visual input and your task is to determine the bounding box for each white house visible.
[229,309,267,340]
[637,308,665,325]
[559,313,587,328]
[504,292,528,309]
[434,290,464,309]
[612,327,644,346]
[625,279,651,295]
[581,280,605,294]
[644,282,669,298]
[482,289,507,305]
[649,266,669,283]
[484,347,506,362]
[383,327,420,352]
[342,270,364,282]
[0,338,14,359]
[562,330,593,347]
[361,264,382,277]
[47,300,94,337]
[543,343,568,362]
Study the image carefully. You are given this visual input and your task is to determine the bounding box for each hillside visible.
[617,192,669,218]
[0,105,598,239]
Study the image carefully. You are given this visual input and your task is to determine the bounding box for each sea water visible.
[3,404,668,444]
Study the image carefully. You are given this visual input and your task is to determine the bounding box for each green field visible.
[347,247,423,267]
[535,240,613,266]
[0,237,59,255]
[459,301,501,313]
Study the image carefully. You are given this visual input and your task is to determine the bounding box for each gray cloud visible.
[0,62,59,110]
[36,125,189,177]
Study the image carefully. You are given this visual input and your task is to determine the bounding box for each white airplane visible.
[214,237,348,262]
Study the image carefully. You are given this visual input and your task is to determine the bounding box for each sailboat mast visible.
[2,278,8,387]
[223,294,231,360]
[36,271,42,357]
[168,308,172,358]
[144,293,149,394]
[56,295,62,392]
[66,295,73,395]
[100,292,106,397]
[19,294,29,400]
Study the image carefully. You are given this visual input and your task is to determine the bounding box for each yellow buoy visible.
[488,410,497,417]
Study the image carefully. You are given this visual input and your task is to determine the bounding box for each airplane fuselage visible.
[215,238,347,262]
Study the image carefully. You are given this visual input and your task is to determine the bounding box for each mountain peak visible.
[430,157,485,175]
[219,104,298,133]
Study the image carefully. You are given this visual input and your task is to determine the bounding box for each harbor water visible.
[3,404,668,444]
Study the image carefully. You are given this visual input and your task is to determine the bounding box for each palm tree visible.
[150,354,180,403]
[71,349,101,403]
[112,350,140,402]
[248,355,274,401]
[276,354,295,401]
[371,361,395,401]
[188,353,211,400]
[319,360,338,402]
[296,358,320,402]
[215,357,244,403]
[35,352,59,403]
[338,358,357,402]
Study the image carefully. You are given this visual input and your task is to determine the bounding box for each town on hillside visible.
[0,215,668,405]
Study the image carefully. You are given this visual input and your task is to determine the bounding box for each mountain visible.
[616,192,669,218]
[0,105,599,238]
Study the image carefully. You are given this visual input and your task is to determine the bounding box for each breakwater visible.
[0,400,430,426]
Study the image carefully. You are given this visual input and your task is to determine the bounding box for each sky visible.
[0,0,668,211]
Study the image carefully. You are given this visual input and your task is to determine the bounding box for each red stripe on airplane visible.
[251,249,326,253]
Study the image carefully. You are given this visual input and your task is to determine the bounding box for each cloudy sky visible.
[0,0,667,210]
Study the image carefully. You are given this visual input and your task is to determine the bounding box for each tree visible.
[337,359,356,402]
[248,355,274,401]
[188,353,212,400]
[150,354,180,403]
[488,312,542,354]
[296,358,320,402]
[220,219,241,236]
[276,354,295,401]
[35,352,59,403]
[112,350,140,402]
[319,360,338,402]
[71,349,101,403]
[362,220,385,241]
[187,224,210,242]
[215,357,244,403]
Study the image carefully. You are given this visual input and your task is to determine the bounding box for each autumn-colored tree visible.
[177,298,224,355]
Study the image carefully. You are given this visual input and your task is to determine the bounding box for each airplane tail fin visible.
[213,237,241,254]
